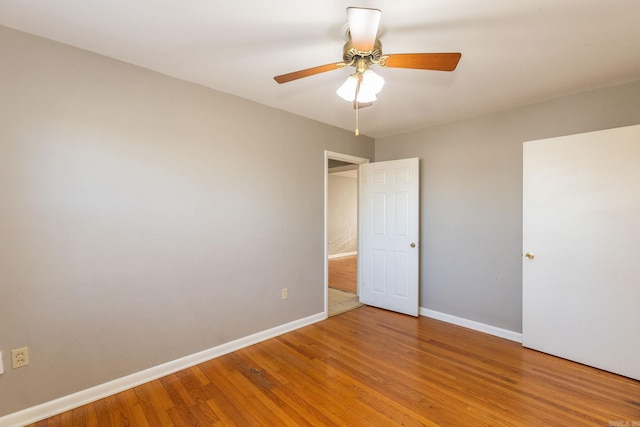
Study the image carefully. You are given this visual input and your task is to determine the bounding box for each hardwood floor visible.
[328,255,357,294]
[29,306,639,426]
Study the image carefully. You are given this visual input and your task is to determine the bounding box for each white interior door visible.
[360,158,419,316]
[522,124,640,380]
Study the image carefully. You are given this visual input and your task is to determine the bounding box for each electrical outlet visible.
[12,347,29,369]
[281,288,288,300]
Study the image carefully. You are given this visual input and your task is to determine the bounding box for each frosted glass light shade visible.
[336,75,358,101]
[360,69,384,98]
[336,70,385,103]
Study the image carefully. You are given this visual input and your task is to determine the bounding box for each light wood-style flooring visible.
[29,306,640,426]
[327,288,362,317]
[328,255,360,317]
[327,255,357,294]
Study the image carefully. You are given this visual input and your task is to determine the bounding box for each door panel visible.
[522,125,640,380]
[360,158,419,316]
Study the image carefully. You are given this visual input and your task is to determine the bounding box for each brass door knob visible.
[525,252,535,260]
[410,243,416,248]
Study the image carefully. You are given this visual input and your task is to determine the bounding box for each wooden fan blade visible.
[347,7,381,52]
[381,53,462,71]
[274,62,345,84]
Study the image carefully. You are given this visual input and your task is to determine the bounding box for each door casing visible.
[324,151,369,316]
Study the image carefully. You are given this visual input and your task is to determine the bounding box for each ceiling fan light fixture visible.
[361,69,384,96]
[336,69,384,103]
[336,75,358,101]
[356,91,377,103]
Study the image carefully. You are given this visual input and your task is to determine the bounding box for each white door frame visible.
[324,150,369,317]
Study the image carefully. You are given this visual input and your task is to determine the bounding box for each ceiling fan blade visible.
[381,53,462,71]
[274,62,346,84]
[347,7,381,52]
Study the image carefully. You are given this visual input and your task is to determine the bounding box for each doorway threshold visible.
[328,288,362,317]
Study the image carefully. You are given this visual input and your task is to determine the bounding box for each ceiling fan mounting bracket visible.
[341,22,385,43]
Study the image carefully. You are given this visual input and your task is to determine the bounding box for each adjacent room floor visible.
[328,255,361,316]
[328,287,361,317]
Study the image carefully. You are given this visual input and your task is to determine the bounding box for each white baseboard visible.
[0,312,326,427]
[420,307,522,343]
[328,251,357,259]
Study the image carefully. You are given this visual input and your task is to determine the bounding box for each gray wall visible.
[0,26,374,416]
[327,173,358,256]
[376,80,640,333]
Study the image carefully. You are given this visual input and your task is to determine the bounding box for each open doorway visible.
[325,151,369,317]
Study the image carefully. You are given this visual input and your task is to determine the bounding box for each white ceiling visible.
[2,1,640,138]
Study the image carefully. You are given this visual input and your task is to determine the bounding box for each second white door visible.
[360,158,419,316]
[522,125,640,380]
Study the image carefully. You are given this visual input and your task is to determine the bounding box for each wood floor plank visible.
[24,306,640,426]
[87,398,109,427]
[133,382,169,426]
[236,340,365,426]
[58,411,72,426]
[173,369,221,424]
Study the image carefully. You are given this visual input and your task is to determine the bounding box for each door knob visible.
[410,243,416,248]
[525,252,535,260]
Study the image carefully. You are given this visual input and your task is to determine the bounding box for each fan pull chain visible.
[355,101,359,136]
[354,74,362,137]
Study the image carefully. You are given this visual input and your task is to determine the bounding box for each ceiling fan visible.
[273,7,462,135]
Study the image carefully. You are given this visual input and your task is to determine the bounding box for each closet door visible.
[522,124,640,380]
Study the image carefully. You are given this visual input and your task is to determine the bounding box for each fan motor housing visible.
[343,39,383,65]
